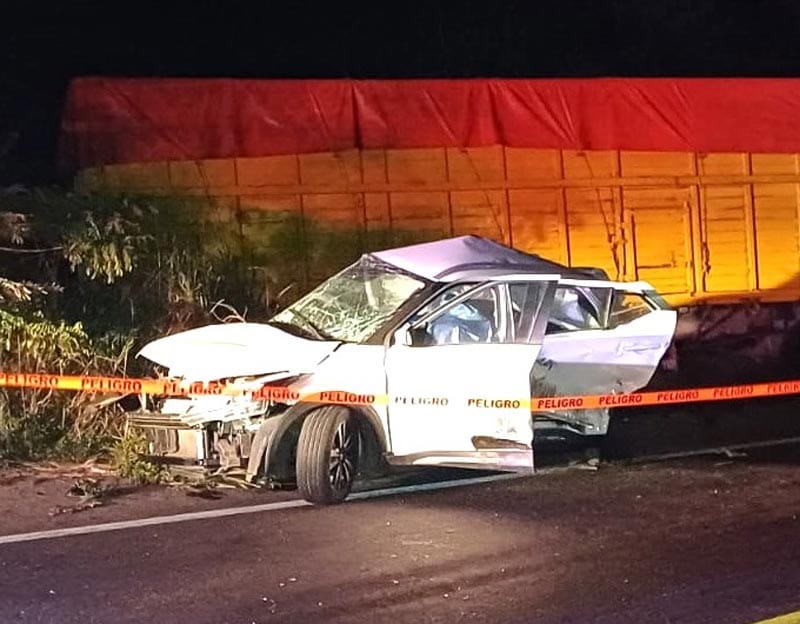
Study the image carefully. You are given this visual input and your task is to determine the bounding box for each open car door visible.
[532,280,677,435]
[384,277,557,471]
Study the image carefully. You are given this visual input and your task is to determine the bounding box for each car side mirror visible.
[392,325,429,346]
[393,323,432,347]
[408,325,430,346]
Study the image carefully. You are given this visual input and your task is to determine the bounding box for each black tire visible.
[296,405,359,504]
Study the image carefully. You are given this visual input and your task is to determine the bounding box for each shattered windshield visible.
[271,256,427,343]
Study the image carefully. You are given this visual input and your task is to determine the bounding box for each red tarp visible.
[59,77,800,170]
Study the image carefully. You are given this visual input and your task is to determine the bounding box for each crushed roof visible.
[369,235,605,281]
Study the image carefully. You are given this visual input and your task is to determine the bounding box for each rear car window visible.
[546,286,603,333]
[609,292,653,326]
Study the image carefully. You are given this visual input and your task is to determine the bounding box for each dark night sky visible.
[3,0,800,183]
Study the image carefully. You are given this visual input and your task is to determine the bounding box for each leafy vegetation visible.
[0,187,267,461]
[0,306,130,460]
[109,430,166,485]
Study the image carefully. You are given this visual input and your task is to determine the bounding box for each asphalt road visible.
[3,447,800,624]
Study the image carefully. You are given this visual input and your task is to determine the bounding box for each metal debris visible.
[167,465,261,497]
[48,477,115,515]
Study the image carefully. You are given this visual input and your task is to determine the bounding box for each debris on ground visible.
[564,449,602,471]
[182,482,224,500]
[66,477,111,499]
[48,477,119,516]
[2,458,262,518]
[49,498,104,516]
[2,460,124,516]
[166,465,261,498]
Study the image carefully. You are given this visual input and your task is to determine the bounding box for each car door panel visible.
[533,306,677,434]
[384,278,557,471]
[385,343,541,467]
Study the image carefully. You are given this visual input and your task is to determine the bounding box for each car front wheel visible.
[296,405,359,504]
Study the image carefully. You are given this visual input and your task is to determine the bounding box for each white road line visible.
[750,609,800,624]
[0,472,521,546]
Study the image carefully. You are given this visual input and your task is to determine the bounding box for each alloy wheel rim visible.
[329,420,357,492]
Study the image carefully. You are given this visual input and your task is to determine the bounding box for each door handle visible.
[621,345,653,353]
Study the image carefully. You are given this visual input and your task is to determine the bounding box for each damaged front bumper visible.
[127,395,273,468]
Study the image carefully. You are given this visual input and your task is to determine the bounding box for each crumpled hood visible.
[137,322,339,382]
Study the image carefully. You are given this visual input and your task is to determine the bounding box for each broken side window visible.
[546,285,604,333]
[609,291,653,327]
[409,283,504,346]
[426,286,501,345]
[412,283,476,320]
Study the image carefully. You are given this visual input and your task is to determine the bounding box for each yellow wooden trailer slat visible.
[80,147,800,305]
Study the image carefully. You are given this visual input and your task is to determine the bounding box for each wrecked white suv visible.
[130,236,677,504]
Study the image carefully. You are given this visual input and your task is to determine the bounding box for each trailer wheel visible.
[296,405,359,504]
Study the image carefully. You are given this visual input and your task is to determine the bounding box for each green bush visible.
[0,187,263,460]
[110,430,166,485]
[0,307,131,460]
